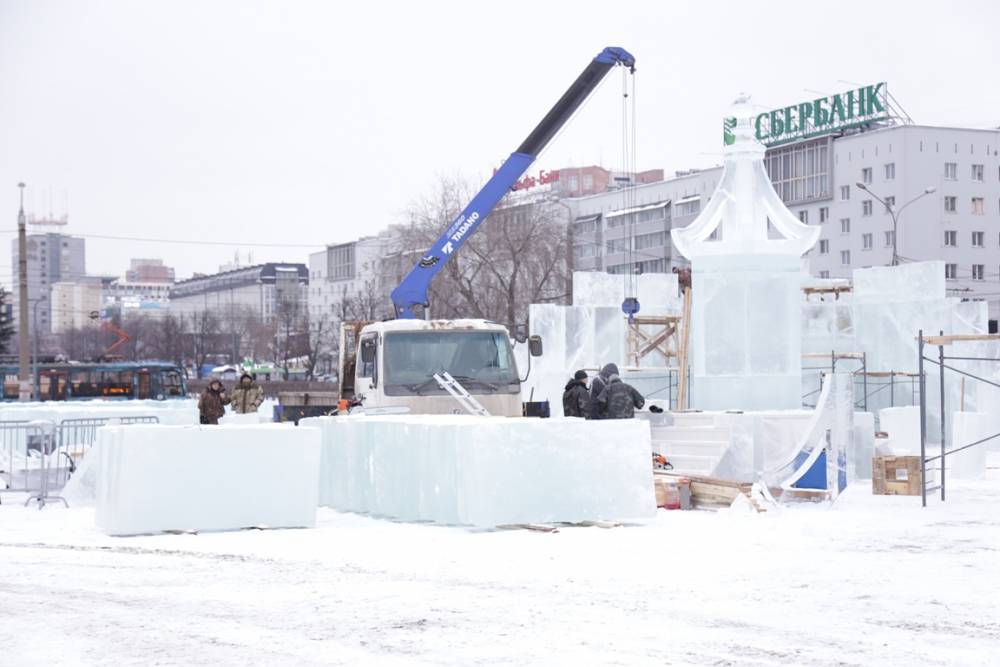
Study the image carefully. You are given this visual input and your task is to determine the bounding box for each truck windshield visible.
[383,331,518,394]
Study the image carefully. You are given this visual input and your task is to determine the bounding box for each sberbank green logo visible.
[723,83,888,147]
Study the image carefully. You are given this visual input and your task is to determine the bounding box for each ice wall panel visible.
[96,424,319,535]
[309,415,655,526]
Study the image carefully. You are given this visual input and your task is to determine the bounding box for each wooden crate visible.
[872,456,922,496]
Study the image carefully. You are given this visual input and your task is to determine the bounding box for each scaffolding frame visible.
[917,330,1000,507]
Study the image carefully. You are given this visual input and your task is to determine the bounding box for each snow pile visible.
[95,424,320,535]
[303,415,656,526]
[0,399,199,425]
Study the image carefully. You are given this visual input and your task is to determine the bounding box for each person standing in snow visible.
[594,373,645,420]
[230,372,264,414]
[562,370,590,418]
[589,362,619,419]
[198,379,230,425]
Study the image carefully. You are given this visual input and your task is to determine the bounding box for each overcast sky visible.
[2,0,998,283]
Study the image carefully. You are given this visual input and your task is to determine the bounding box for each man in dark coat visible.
[594,373,645,419]
[589,362,619,419]
[562,370,590,418]
[198,379,230,425]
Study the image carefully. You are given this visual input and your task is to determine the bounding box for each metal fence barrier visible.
[0,415,160,508]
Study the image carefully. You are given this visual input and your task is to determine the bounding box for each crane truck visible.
[342,47,636,417]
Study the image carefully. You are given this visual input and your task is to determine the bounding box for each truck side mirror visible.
[528,335,543,357]
[513,323,528,344]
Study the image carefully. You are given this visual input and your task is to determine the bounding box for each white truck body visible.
[351,319,527,418]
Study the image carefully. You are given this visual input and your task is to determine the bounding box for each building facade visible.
[779,125,1000,320]
[50,279,103,334]
[308,233,394,327]
[568,168,722,276]
[9,232,86,334]
[169,263,309,321]
[126,258,175,283]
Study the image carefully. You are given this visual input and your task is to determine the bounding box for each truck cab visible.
[346,319,538,417]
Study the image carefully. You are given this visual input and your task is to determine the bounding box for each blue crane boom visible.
[390,47,636,319]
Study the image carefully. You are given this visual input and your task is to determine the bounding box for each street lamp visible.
[856,181,937,266]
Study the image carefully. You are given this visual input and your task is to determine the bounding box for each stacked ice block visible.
[95,424,320,535]
[691,254,804,410]
[304,415,656,526]
[523,272,680,414]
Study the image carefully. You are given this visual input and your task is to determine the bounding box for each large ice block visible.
[853,261,946,304]
[949,412,990,480]
[96,424,320,535]
[305,415,656,526]
[691,254,804,410]
[572,271,680,312]
[877,406,922,456]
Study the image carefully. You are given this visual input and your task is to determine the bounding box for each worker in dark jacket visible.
[230,372,265,414]
[594,373,645,419]
[562,370,590,418]
[589,362,619,419]
[198,379,230,425]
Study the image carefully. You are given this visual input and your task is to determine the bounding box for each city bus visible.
[1,362,188,402]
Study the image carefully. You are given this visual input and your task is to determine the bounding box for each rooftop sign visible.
[725,83,889,147]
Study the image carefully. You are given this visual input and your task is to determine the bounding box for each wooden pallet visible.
[872,455,922,496]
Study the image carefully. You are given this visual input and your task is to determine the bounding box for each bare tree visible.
[395,176,570,327]
[190,309,220,378]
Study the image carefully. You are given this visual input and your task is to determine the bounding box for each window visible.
[819,207,829,223]
[840,185,850,200]
[944,196,957,212]
[884,230,895,247]
[972,164,984,181]
[944,162,957,180]
[819,270,830,279]
[358,334,377,379]
[884,196,895,213]
[819,239,829,254]
[840,218,851,234]
[798,210,809,224]
[884,163,896,180]
[972,197,985,215]
[944,230,957,246]
[675,199,701,216]
[633,231,665,251]
[972,231,985,247]
[945,263,958,280]
[583,173,594,191]
[606,238,629,254]
[861,167,872,184]
[574,243,599,259]
[573,216,598,235]
[862,233,873,250]
[327,243,355,281]
[764,137,831,203]
[635,258,666,274]
[862,200,873,216]
[840,250,851,266]
[636,206,666,224]
[972,264,985,280]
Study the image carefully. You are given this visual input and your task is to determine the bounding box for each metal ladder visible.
[433,372,491,416]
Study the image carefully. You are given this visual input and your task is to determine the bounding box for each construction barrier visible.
[0,416,159,508]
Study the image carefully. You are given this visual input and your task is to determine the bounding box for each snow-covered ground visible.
[2,463,999,666]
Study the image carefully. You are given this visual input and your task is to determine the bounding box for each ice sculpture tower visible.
[671,96,820,410]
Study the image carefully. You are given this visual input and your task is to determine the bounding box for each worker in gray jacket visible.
[589,362,619,419]
[594,373,645,419]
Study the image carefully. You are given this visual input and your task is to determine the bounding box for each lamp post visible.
[17,182,31,401]
[855,181,937,266]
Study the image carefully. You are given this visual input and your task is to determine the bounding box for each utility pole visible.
[17,183,31,401]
